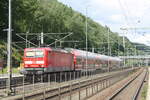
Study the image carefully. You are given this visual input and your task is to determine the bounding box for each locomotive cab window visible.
[35,51,44,57]
[26,50,44,57]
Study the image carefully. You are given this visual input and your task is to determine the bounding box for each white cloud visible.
[110,14,123,23]
[127,33,150,46]
[88,0,120,10]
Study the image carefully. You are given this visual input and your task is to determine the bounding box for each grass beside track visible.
[0,67,20,74]
[141,80,148,100]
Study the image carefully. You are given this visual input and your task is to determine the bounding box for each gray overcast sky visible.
[58,0,150,46]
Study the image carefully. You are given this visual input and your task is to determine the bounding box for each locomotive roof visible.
[25,47,69,53]
[24,47,121,62]
[51,48,69,53]
[25,47,52,51]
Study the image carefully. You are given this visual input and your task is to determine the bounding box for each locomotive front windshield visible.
[26,50,44,58]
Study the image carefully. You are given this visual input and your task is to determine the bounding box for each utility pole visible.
[120,28,126,68]
[118,38,120,56]
[41,32,44,46]
[122,31,125,53]
[107,28,110,72]
[103,46,105,55]
[134,45,137,68]
[38,34,40,47]
[55,39,57,48]
[26,32,28,48]
[123,32,126,68]
[134,45,137,56]
[92,47,94,53]
[7,0,12,95]
[85,7,88,76]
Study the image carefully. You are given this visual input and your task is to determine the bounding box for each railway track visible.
[2,67,139,100]
[0,76,29,89]
[108,68,147,100]
[0,75,24,89]
[0,67,125,90]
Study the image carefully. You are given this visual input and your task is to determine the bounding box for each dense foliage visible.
[0,0,148,66]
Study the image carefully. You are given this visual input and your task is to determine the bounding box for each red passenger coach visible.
[21,48,74,74]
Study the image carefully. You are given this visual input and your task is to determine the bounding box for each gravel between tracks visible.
[111,68,147,100]
[87,68,145,100]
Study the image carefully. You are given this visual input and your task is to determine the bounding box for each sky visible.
[58,0,150,46]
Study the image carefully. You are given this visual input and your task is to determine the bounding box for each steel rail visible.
[132,68,148,100]
[107,68,146,100]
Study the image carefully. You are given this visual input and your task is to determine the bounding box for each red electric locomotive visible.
[21,48,74,74]
[20,47,122,74]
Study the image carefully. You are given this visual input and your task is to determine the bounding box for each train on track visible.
[20,47,122,75]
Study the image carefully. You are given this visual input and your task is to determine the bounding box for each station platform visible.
[146,67,150,100]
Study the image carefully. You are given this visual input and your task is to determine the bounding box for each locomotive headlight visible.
[36,61,44,64]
